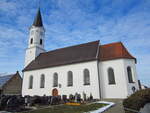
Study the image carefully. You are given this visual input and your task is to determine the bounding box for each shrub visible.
[50,96,60,105]
[0,96,10,110]
[69,94,74,101]
[90,93,93,100]
[123,88,150,113]
[32,96,41,104]
[62,95,67,103]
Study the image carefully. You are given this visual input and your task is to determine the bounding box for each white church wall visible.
[22,60,100,99]
[99,59,129,99]
[123,59,139,96]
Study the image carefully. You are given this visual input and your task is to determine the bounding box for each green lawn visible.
[20,103,107,113]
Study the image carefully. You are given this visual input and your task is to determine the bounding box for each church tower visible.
[25,8,45,67]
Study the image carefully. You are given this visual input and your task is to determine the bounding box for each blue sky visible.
[0,0,150,86]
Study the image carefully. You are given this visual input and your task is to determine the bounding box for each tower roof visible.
[33,8,43,27]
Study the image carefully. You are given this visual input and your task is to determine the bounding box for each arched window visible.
[53,73,58,87]
[108,68,116,84]
[83,69,90,85]
[67,71,73,86]
[29,75,33,89]
[30,38,33,44]
[127,66,134,83]
[40,39,42,45]
[40,74,45,88]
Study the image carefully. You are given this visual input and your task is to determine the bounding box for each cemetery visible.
[0,93,107,113]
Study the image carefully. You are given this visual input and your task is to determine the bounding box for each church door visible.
[52,88,58,96]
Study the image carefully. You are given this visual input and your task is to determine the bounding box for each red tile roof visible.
[23,41,136,72]
[99,42,136,62]
[23,41,99,71]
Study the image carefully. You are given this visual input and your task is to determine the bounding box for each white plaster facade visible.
[123,59,139,96]
[99,59,139,99]
[22,61,100,99]
[22,58,139,99]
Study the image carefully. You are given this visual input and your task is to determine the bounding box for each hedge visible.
[123,88,150,113]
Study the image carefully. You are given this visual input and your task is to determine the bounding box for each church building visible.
[22,9,140,99]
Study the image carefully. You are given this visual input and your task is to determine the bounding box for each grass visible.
[20,103,107,113]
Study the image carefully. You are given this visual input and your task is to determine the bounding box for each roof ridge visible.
[42,40,100,55]
[121,43,136,58]
[101,41,122,46]
[96,42,100,59]
[119,42,124,57]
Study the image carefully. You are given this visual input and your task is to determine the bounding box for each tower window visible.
[40,39,42,45]
[30,38,33,44]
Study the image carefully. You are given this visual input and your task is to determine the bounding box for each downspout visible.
[97,61,101,99]
[96,41,101,99]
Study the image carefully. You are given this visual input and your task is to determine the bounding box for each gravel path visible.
[102,99,125,113]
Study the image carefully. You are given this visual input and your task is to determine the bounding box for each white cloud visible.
[0,0,18,15]
[0,0,150,86]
